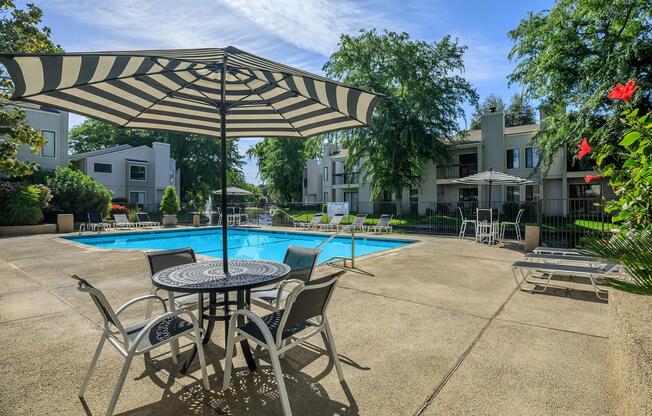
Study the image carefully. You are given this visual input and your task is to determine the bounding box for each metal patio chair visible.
[79,211,111,233]
[366,214,393,233]
[112,213,137,230]
[500,208,524,242]
[294,212,324,230]
[223,270,347,416]
[339,213,367,232]
[318,213,345,231]
[250,246,322,311]
[136,212,160,228]
[457,207,476,239]
[475,208,495,244]
[72,274,209,416]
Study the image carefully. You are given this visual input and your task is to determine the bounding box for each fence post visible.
[537,199,543,246]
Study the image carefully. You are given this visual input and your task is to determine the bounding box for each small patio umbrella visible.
[0,47,383,273]
[452,168,533,206]
[214,186,252,196]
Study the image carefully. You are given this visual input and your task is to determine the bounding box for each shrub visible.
[47,167,112,220]
[502,202,521,221]
[160,186,180,215]
[0,183,44,226]
[110,203,130,216]
[32,184,53,210]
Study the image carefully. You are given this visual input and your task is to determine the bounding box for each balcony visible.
[333,172,359,185]
[436,163,478,179]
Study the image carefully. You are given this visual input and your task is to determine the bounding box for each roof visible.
[330,149,349,159]
[449,124,540,144]
[69,144,133,161]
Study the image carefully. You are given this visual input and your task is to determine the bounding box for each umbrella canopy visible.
[214,187,252,196]
[452,169,533,205]
[0,47,383,273]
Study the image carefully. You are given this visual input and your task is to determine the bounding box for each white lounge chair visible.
[79,212,111,234]
[319,213,345,231]
[366,214,393,233]
[294,212,324,230]
[339,214,367,232]
[136,212,160,228]
[112,213,137,229]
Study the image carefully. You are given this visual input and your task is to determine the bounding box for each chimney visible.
[480,110,505,171]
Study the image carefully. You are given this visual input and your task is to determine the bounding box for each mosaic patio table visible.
[152,259,291,373]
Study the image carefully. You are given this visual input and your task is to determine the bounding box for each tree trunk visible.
[394,190,403,216]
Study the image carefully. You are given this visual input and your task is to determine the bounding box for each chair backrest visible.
[476,208,492,223]
[113,213,129,224]
[377,214,392,226]
[458,207,466,221]
[310,213,324,224]
[137,212,150,223]
[145,247,197,276]
[71,274,126,341]
[330,213,344,224]
[515,208,525,223]
[283,245,322,283]
[351,214,367,226]
[88,212,103,224]
[278,270,345,345]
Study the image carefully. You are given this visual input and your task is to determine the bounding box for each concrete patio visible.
[0,230,615,415]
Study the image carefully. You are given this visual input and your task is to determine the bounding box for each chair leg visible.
[166,291,180,362]
[221,324,237,391]
[269,346,293,416]
[516,225,522,241]
[106,353,134,416]
[79,335,106,398]
[323,321,345,382]
[192,327,210,390]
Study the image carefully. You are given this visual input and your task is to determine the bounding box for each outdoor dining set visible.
[73,246,346,416]
[458,207,525,245]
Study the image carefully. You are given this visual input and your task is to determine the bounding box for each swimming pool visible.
[64,228,415,263]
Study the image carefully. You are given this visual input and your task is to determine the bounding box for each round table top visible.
[152,259,291,293]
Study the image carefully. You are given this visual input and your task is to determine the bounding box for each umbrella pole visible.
[488,181,492,209]
[220,59,229,275]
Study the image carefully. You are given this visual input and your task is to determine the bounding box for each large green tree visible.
[508,0,652,169]
[69,119,244,200]
[247,137,318,201]
[0,1,62,177]
[323,30,477,205]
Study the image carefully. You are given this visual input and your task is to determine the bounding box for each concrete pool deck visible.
[0,228,616,415]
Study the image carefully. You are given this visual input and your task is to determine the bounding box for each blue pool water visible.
[64,227,415,263]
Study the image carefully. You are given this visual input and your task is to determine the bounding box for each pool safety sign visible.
[327,202,349,218]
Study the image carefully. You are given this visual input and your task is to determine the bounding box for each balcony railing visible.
[436,163,478,179]
[333,172,359,185]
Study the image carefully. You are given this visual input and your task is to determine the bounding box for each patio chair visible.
[533,246,593,256]
[318,213,345,231]
[511,260,619,300]
[500,208,524,241]
[72,274,209,416]
[294,212,324,230]
[250,246,322,311]
[366,214,393,233]
[136,212,160,228]
[79,211,111,233]
[339,213,367,232]
[112,213,137,230]
[457,207,476,239]
[223,270,347,416]
[475,208,495,244]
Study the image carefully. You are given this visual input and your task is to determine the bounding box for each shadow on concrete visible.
[529,285,608,304]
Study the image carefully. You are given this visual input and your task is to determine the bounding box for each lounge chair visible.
[319,213,345,231]
[533,246,594,256]
[294,212,324,230]
[112,213,137,229]
[79,211,111,233]
[511,260,619,300]
[136,212,160,228]
[366,214,393,233]
[523,253,606,267]
[339,214,367,232]
[250,246,322,311]
[72,274,209,416]
[223,271,347,416]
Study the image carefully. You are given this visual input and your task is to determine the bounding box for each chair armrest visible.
[229,309,278,347]
[276,279,305,308]
[116,294,168,316]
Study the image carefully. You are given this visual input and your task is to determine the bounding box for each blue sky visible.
[33,0,554,184]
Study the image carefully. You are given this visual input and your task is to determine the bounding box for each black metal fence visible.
[117,198,615,248]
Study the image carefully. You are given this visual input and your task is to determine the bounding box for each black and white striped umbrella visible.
[452,169,533,204]
[0,46,383,272]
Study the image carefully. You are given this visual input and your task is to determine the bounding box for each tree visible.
[470,94,506,129]
[0,1,63,177]
[323,30,477,209]
[505,93,536,127]
[247,137,318,201]
[69,119,244,200]
[160,186,180,215]
[508,0,652,170]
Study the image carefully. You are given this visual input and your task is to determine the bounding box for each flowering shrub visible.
[110,203,130,216]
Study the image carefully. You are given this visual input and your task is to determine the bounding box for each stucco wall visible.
[15,106,68,171]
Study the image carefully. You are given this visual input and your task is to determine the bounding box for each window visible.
[458,187,478,202]
[169,168,175,184]
[129,165,146,181]
[569,184,602,199]
[525,147,539,168]
[344,191,359,212]
[506,148,520,169]
[129,191,146,204]
[323,167,329,181]
[323,192,328,202]
[41,130,55,157]
[507,186,520,202]
[525,185,540,201]
[93,163,112,173]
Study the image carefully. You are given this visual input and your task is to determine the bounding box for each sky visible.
[32,0,554,184]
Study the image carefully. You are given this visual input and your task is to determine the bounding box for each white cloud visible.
[454,34,513,85]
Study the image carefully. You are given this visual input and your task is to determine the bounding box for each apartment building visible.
[69,142,180,207]
[302,109,614,216]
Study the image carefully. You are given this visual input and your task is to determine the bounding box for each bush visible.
[47,167,112,220]
[0,182,44,226]
[160,186,180,215]
[110,203,130,216]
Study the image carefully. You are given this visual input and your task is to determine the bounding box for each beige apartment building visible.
[302,109,614,216]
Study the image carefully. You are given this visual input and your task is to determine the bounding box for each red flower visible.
[607,80,639,102]
[577,137,592,160]
[584,174,602,184]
